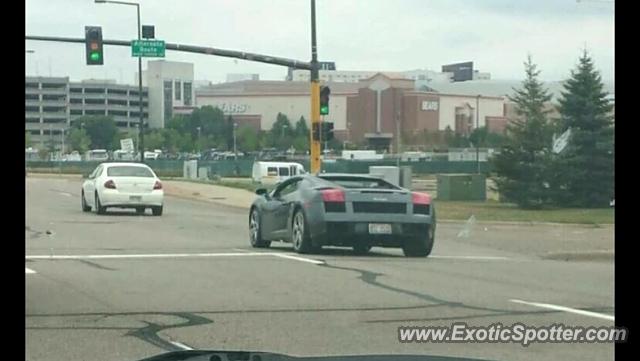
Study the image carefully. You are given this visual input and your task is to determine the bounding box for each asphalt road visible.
[26,177,615,361]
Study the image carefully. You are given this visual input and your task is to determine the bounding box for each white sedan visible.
[81,162,164,216]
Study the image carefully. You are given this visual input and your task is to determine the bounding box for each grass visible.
[435,200,614,225]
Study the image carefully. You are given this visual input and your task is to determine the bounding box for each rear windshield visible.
[106,166,154,177]
[319,176,399,189]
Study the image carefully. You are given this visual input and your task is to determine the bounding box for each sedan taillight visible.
[104,180,116,189]
[412,192,431,205]
[153,181,163,190]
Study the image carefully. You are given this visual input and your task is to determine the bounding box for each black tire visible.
[353,244,372,255]
[94,193,106,215]
[151,206,163,216]
[136,207,146,215]
[402,224,435,257]
[81,191,91,212]
[291,209,314,254]
[249,208,270,248]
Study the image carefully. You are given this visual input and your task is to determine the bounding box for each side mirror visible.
[255,188,268,197]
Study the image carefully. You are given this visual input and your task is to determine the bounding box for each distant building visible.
[26,76,149,150]
[442,62,474,82]
[144,60,195,128]
[226,73,259,82]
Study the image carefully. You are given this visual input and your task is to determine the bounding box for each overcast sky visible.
[25,0,614,84]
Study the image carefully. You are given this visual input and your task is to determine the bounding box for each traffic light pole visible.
[309,0,321,174]
[136,4,144,163]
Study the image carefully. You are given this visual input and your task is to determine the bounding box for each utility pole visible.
[309,0,321,174]
[476,95,480,174]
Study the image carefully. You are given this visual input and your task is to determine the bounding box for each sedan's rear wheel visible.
[151,206,163,216]
[291,210,313,254]
[81,191,91,212]
[402,224,435,257]
[249,208,270,248]
[94,193,106,215]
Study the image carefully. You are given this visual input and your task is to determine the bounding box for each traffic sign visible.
[120,138,135,152]
[131,40,165,57]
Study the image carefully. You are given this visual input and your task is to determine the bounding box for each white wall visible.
[146,61,194,128]
[437,95,504,130]
[196,94,348,130]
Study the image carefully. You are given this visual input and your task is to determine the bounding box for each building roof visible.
[423,80,614,101]
[196,80,361,96]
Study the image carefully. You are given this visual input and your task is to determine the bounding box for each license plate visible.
[129,196,142,202]
[369,223,392,234]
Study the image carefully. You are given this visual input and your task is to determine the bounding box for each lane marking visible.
[272,253,325,265]
[169,340,193,350]
[430,255,510,261]
[26,252,268,260]
[25,252,325,265]
[26,267,36,274]
[510,299,614,321]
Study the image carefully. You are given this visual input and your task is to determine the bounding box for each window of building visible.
[26,82,39,89]
[85,109,106,115]
[41,83,65,89]
[108,110,128,117]
[184,82,192,106]
[26,118,40,123]
[84,98,105,105]
[26,94,39,100]
[28,130,40,135]
[164,80,173,120]
[107,99,127,106]
[70,109,83,115]
[26,106,39,112]
[43,94,65,102]
[70,98,82,104]
[70,88,83,93]
[84,88,104,94]
[175,80,182,101]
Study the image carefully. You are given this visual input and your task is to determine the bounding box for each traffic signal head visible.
[319,86,330,115]
[322,122,335,141]
[85,26,104,65]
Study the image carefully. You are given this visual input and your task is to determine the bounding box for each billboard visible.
[442,61,474,82]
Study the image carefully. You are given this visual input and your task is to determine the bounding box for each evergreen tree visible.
[493,55,554,208]
[554,50,614,207]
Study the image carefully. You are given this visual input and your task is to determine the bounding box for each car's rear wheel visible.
[151,206,163,216]
[292,210,313,254]
[402,224,435,257]
[352,244,372,255]
[81,191,91,212]
[94,193,106,215]
[249,208,270,248]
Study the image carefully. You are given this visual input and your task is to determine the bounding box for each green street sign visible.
[131,40,165,57]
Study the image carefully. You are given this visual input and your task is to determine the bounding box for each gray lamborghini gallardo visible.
[248,173,436,257]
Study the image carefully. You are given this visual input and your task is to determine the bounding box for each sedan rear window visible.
[106,166,154,177]
[319,176,399,189]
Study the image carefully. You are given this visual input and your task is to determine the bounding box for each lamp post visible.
[233,122,238,160]
[94,0,144,163]
[476,94,480,174]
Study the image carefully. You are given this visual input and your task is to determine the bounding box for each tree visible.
[237,125,259,152]
[493,55,554,208]
[68,128,91,153]
[73,116,118,150]
[295,116,309,137]
[144,129,165,151]
[270,113,294,150]
[553,50,614,207]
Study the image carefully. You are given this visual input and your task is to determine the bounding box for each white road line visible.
[25,252,269,260]
[510,299,614,321]
[271,253,325,265]
[169,340,193,350]
[430,255,510,261]
[25,267,36,274]
[24,252,325,265]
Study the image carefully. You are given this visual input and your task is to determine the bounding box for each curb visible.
[437,219,613,227]
[540,250,614,262]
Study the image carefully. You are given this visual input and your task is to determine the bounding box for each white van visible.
[252,161,305,184]
[85,149,109,162]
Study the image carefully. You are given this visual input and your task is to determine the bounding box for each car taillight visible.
[104,180,116,189]
[321,189,345,202]
[153,181,162,190]
[412,192,431,205]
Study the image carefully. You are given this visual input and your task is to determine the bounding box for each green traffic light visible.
[320,105,329,115]
[90,52,101,61]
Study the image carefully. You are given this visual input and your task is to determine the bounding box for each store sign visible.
[421,100,439,111]
[216,103,249,114]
